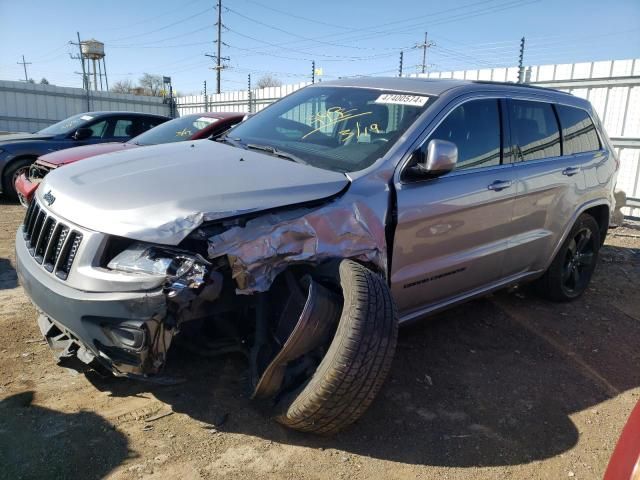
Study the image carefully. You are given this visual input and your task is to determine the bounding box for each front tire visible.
[276,260,398,435]
[535,213,601,302]
[2,158,34,200]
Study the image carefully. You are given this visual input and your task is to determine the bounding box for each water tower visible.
[80,39,108,91]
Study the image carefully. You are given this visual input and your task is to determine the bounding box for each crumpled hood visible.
[0,132,53,145]
[38,140,349,245]
[38,142,133,166]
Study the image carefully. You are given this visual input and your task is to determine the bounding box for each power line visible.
[108,25,212,48]
[227,28,408,61]
[105,6,212,43]
[225,0,537,62]
[100,0,206,32]
[225,6,405,51]
[239,0,352,31]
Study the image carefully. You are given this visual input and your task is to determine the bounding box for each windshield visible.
[132,114,219,145]
[37,113,96,136]
[225,86,432,172]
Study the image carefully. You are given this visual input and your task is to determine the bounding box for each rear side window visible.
[113,119,133,138]
[555,105,600,155]
[428,99,502,170]
[509,100,560,161]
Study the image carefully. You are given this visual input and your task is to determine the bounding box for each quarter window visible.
[556,105,600,155]
[509,100,560,161]
[428,99,502,170]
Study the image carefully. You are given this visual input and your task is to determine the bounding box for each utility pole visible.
[205,0,229,94]
[247,74,252,113]
[216,0,222,93]
[311,60,315,84]
[203,80,208,110]
[17,55,32,82]
[398,51,404,77]
[416,32,434,75]
[517,36,526,83]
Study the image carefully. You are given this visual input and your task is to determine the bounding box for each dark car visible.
[15,112,245,205]
[0,111,169,198]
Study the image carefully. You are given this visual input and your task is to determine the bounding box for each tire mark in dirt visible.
[491,298,620,397]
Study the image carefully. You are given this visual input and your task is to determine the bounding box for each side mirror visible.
[72,127,93,141]
[411,139,458,178]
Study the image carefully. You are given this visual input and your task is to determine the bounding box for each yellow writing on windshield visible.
[302,106,373,140]
[338,121,383,143]
[175,128,192,137]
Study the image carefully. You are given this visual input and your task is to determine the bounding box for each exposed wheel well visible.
[583,204,609,245]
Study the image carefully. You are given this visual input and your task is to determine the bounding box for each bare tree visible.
[257,74,282,89]
[138,73,164,96]
[110,79,135,94]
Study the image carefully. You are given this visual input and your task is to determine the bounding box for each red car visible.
[15,112,244,206]
[604,400,640,480]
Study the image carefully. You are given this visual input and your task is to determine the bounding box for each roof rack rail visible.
[471,80,570,94]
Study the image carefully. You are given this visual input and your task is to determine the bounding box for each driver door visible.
[391,97,518,317]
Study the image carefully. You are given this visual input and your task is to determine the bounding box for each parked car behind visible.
[0,111,169,199]
[16,78,618,435]
[15,112,244,206]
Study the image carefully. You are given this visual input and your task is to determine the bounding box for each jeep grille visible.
[22,198,82,280]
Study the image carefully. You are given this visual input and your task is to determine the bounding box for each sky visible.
[0,0,639,95]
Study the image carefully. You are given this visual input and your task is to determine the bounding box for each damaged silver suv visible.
[16,78,617,434]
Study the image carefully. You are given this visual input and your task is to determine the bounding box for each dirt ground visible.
[0,199,638,480]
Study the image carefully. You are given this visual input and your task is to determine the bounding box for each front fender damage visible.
[86,199,388,387]
[206,200,387,293]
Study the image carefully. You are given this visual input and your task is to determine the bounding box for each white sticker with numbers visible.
[374,94,429,107]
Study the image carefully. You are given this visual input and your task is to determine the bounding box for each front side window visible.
[556,105,600,155]
[510,100,560,161]
[87,120,108,139]
[225,87,432,172]
[427,99,502,170]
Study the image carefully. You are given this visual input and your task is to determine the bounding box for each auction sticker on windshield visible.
[375,94,429,107]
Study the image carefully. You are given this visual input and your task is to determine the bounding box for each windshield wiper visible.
[216,136,242,147]
[245,143,307,165]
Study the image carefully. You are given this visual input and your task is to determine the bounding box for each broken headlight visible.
[107,242,210,288]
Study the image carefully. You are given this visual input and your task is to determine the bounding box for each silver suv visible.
[16,78,617,434]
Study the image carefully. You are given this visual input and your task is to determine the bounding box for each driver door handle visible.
[487,180,512,191]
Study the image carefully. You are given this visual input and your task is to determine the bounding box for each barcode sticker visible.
[375,94,429,107]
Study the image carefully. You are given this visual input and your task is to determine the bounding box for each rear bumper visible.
[14,173,38,207]
[15,227,167,376]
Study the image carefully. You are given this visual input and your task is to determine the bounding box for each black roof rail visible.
[471,80,571,95]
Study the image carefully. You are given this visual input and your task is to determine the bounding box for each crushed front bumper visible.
[16,228,168,376]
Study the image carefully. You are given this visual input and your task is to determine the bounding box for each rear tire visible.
[2,157,34,200]
[535,213,601,302]
[276,260,398,435]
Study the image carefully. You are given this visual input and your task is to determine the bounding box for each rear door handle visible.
[487,180,512,191]
[562,166,581,176]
